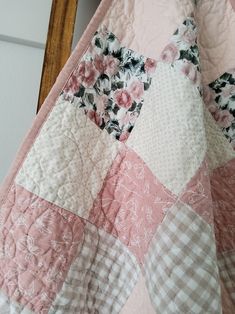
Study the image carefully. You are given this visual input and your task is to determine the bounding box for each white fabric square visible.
[16,96,120,218]
[127,63,207,195]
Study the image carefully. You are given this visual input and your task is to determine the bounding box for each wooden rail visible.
[37,0,78,112]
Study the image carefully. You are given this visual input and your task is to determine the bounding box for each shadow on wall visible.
[72,0,101,49]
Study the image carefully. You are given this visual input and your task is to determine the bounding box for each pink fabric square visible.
[88,146,176,263]
[210,158,235,253]
[180,158,214,224]
[0,184,85,313]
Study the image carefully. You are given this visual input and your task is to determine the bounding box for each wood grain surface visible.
[37,0,78,112]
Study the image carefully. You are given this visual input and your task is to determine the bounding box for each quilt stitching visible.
[144,202,221,314]
[218,251,235,305]
[0,184,141,314]
[1,7,235,312]
[0,184,85,313]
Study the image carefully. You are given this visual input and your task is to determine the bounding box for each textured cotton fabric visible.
[0,0,235,313]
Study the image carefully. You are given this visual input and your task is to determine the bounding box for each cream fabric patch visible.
[15,96,120,219]
[204,106,235,171]
[127,62,207,195]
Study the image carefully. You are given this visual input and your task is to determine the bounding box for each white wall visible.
[0,0,101,184]
[0,0,52,183]
[72,0,101,49]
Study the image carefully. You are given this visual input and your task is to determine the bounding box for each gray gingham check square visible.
[49,222,140,314]
[144,202,222,314]
[218,250,235,303]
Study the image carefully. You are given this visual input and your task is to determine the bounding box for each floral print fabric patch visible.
[159,17,201,93]
[204,71,235,148]
[62,26,156,142]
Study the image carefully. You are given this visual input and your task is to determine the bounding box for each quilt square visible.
[0,184,85,313]
[204,70,235,148]
[88,146,176,263]
[62,26,156,142]
[144,202,221,313]
[50,223,140,314]
[15,97,120,219]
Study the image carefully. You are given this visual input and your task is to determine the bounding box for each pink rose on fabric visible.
[203,86,214,105]
[64,74,80,94]
[221,85,235,98]
[231,139,235,150]
[104,55,120,76]
[119,131,130,142]
[87,110,103,126]
[94,55,105,73]
[128,79,144,101]
[181,61,200,85]
[180,27,197,46]
[160,43,180,63]
[144,58,157,74]
[114,89,133,108]
[94,55,120,76]
[76,61,99,88]
[119,111,138,128]
[214,110,234,128]
[95,94,109,113]
[207,103,218,115]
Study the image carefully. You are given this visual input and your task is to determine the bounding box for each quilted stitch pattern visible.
[49,222,140,314]
[0,184,85,313]
[127,62,207,195]
[218,251,235,305]
[88,145,175,264]
[101,0,195,60]
[210,158,235,253]
[144,202,222,314]
[15,96,121,219]
[1,1,235,312]
[196,0,235,84]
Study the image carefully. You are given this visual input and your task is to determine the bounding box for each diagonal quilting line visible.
[210,157,235,254]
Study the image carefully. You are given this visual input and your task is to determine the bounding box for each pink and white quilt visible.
[0,0,235,313]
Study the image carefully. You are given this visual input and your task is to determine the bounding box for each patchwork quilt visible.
[1,0,235,313]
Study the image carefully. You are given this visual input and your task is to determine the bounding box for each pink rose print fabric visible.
[160,18,201,93]
[204,70,235,147]
[63,26,156,142]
